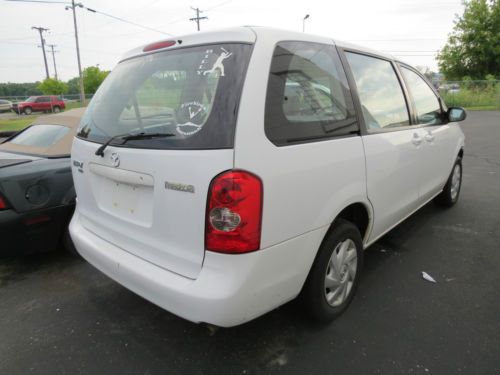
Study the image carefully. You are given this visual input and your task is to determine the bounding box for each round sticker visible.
[176,101,206,136]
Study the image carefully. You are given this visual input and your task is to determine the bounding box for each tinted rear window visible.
[265,41,357,146]
[77,43,253,150]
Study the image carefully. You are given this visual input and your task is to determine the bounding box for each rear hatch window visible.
[77,43,253,149]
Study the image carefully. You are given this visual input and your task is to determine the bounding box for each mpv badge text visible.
[165,181,195,193]
[73,160,84,173]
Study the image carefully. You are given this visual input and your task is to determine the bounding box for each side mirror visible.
[447,107,467,122]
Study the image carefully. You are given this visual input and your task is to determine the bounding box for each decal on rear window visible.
[77,43,252,150]
[176,101,207,136]
[200,48,232,77]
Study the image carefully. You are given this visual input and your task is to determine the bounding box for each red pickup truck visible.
[12,96,66,115]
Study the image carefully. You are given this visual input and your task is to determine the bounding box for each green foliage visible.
[0,82,41,97]
[66,77,80,95]
[437,0,500,80]
[442,81,500,109]
[37,78,68,95]
[82,66,109,94]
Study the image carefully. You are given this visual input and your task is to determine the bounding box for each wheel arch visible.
[298,200,372,299]
[330,201,372,245]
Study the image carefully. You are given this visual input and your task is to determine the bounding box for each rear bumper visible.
[70,210,326,327]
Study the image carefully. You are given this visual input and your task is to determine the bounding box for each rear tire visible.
[434,158,462,207]
[23,107,32,115]
[301,218,363,323]
[52,106,61,113]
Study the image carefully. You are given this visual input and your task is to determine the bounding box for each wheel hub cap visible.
[324,238,358,307]
[450,164,461,201]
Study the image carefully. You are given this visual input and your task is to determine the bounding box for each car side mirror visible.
[447,107,467,122]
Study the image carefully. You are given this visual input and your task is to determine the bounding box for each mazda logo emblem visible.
[110,152,120,168]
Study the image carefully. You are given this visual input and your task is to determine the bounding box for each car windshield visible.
[77,43,253,150]
[25,96,37,103]
[9,124,70,148]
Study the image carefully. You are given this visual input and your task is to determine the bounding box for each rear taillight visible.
[0,194,8,210]
[206,170,263,253]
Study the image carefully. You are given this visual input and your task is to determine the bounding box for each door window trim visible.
[264,40,360,147]
[337,47,418,135]
[396,62,447,127]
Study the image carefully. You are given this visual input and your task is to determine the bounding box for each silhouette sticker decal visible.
[198,48,232,77]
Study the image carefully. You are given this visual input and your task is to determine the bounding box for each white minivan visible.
[70,27,466,327]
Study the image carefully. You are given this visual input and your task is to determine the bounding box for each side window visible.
[401,67,443,125]
[265,42,357,146]
[345,52,410,130]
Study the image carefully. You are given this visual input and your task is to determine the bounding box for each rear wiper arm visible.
[95,132,175,157]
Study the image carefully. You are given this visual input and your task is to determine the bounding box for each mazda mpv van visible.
[70,27,466,327]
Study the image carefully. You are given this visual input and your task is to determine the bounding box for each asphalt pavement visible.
[0,111,499,374]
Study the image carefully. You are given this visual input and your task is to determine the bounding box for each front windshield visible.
[78,43,253,150]
[25,96,37,103]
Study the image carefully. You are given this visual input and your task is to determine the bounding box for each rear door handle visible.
[412,133,423,146]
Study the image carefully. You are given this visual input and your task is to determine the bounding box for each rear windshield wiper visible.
[95,132,175,157]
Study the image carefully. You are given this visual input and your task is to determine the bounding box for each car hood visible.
[0,150,41,168]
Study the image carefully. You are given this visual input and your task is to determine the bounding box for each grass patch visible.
[442,83,500,110]
[65,101,89,110]
[0,116,37,132]
[465,106,499,111]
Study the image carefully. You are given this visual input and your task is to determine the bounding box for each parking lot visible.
[0,111,498,374]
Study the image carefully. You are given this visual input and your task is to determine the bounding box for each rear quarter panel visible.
[234,30,369,250]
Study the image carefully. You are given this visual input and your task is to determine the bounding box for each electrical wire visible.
[84,7,173,36]
[4,0,173,36]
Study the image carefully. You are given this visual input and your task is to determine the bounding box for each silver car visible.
[0,99,12,113]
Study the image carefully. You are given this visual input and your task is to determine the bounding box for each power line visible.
[85,7,173,35]
[190,7,208,31]
[32,26,50,79]
[5,0,173,35]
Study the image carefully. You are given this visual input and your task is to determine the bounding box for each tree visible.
[437,0,500,80]
[82,66,109,94]
[0,82,41,97]
[37,78,68,95]
[66,77,80,95]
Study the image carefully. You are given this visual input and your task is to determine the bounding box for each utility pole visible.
[32,26,50,79]
[66,0,85,103]
[47,44,59,80]
[190,7,207,31]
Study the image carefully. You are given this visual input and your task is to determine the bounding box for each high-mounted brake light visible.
[143,40,176,52]
[206,170,263,254]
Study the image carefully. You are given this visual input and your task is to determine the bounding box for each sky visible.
[0,0,465,83]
